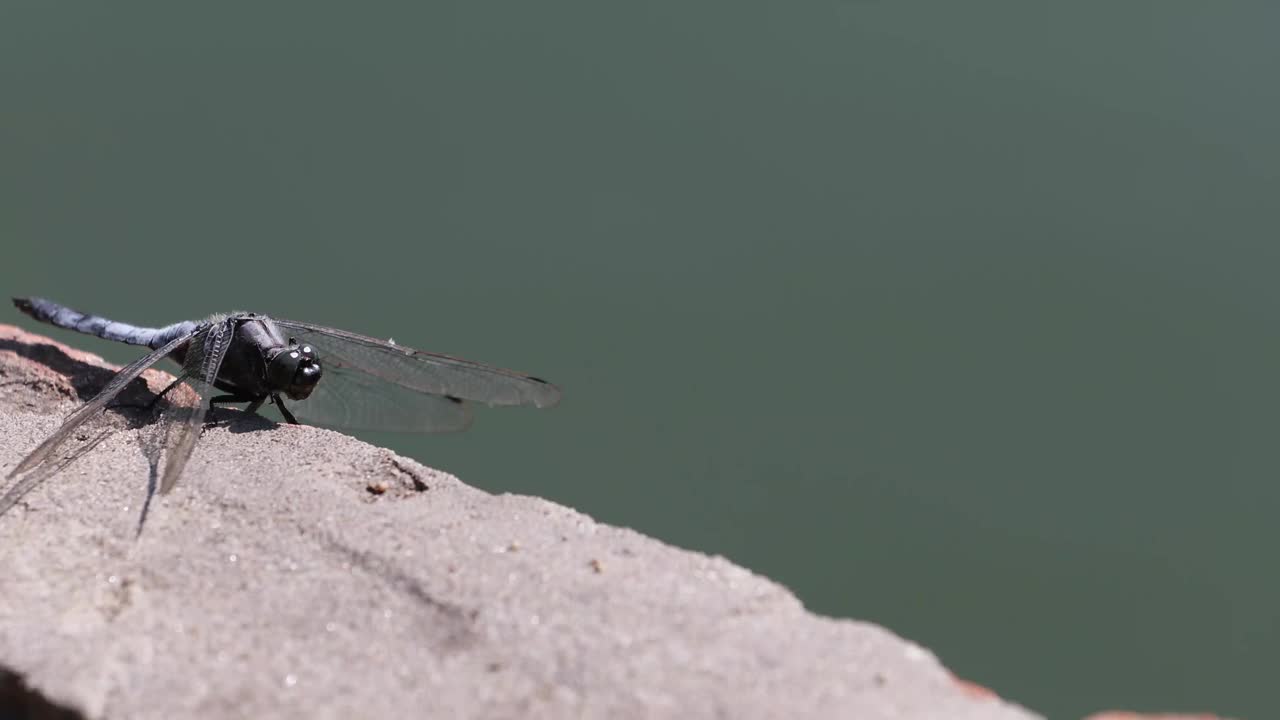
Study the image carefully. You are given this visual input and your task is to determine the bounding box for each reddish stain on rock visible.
[949,673,1000,701]
[1085,707,1223,712]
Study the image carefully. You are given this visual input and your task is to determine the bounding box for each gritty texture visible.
[0,325,1041,720]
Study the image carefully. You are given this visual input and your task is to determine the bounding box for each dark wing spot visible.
[445,395,464,404]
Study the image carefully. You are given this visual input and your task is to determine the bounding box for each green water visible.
[2,4,1276,717]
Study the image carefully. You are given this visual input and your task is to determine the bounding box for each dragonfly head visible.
[267,341,323,400]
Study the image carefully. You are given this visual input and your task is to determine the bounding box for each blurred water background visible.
[2,4,1276,717]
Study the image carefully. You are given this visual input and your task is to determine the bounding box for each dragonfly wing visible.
[0,425,112,517]
[273,319,561,409]
[157,319,234,494]
[6,329,198,480]
[290,362,474,433]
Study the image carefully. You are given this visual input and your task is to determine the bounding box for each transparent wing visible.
[153,378,212,494]
[156,319,234,494]
[272,319,561,409]
[291,362,475,433]
[6,330,198,480]
[0,425,112,517]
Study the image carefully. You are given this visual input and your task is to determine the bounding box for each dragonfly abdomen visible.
[13,297,198,350]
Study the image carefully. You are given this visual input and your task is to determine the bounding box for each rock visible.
[0,324,1042,719]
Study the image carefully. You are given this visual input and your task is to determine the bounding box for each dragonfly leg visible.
[206,394,267,425]
[208,394,263,414]
[209,393,261,407]
[272,394,300,424]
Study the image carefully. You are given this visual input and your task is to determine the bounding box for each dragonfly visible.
[4,297,560,506]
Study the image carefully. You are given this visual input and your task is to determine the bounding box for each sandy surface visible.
[0,324,1040,720]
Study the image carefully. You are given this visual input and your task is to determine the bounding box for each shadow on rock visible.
[0,666,84,720]
[0,336,280,533]
[0,336,157,407]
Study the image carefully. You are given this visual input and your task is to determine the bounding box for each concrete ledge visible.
[0,324,1205,720]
